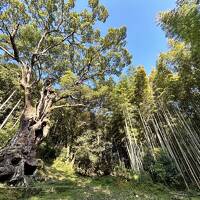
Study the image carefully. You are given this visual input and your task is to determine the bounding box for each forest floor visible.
[0,167,200,200]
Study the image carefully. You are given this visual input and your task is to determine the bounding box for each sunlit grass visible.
[0,165,199,200]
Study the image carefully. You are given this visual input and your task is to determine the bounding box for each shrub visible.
[143,148,185,188]
[74,130,113,176]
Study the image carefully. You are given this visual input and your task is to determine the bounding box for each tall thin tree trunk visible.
[0,99,21,129]
[0,90,16,110]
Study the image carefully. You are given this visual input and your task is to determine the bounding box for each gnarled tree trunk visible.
[0,80,55,185]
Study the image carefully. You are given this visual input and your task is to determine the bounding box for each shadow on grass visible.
[0,169,118,200]
[0,168,199,200]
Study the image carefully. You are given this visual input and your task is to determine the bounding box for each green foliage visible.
[0,65,20,101]
[0,122,17,148]
[110,66,154,143]
[37,142,57,164]
[52,148,75,175]
[159,1,200,55]
[74,129,112,176]
[0,0,131,87]
[143,149,185,188]
[0,65,22,146]
[113,164,143,182]
[0,0,200,194]
[60,70,77,87]
[157,1,200,112]
[111,66,154,116]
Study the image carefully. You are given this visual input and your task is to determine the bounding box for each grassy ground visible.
[0,168,199,200]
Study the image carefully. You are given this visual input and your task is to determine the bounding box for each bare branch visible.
[30,31,75,68]
[40,31,75,55]
[55,94,78,103]
[2,21,11,36]
[11,23,20,38]
[0,45,15,59]
[36,31,49,54]
[37,60,42,81]
[51,103,85,110]
[57,0,64,30]
[31,11,66,67]
[31,30,56,66]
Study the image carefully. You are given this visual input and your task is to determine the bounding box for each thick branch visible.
[55,93,78,103]
[51,103,85,110]
[9,24,20,62]
[36,79,57,120]
[0,23,23,65]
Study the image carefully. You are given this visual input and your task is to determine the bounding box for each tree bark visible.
[0,80,56,186]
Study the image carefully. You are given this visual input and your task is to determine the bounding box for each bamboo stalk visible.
[0,99,21,129]
[0,90,16,110]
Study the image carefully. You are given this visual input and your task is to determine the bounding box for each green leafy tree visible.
[0,0,131,185]
[158,0,200,113]
[107,66,155,169]
[159,0,200,56]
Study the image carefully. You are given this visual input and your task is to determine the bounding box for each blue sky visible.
[77,0,176,74]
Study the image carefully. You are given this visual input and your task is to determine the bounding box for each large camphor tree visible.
[0,0,131,185]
